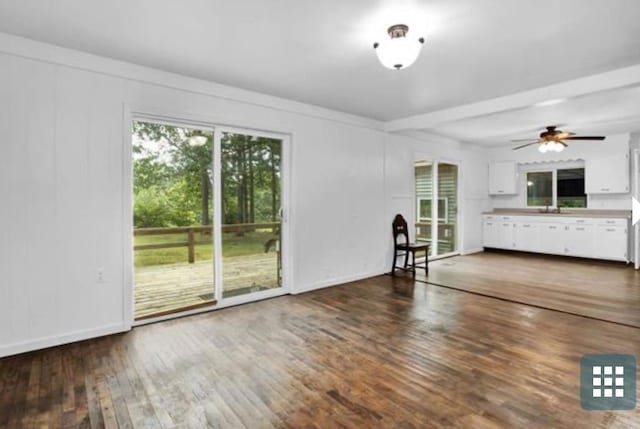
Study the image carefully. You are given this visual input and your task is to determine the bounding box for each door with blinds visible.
[414,161,459,257]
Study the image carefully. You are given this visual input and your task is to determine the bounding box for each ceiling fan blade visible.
[512,142,539,150]
[511,138,540,142]
[559,141,568,147]
[564,136,606,141]
[556,132,575,140]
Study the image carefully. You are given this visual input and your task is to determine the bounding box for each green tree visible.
[133,122,212,227]
[132,122,281,229]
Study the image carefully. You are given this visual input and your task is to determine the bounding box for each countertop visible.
[482,209,631,219]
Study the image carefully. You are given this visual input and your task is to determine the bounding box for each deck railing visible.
[134,223,280,264]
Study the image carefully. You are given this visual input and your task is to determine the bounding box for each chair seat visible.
[396,242,429,251]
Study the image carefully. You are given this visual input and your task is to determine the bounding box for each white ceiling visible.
[422,85,640,146]
[0,0,639,121]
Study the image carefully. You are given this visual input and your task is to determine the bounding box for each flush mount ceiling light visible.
[374,24,424,70]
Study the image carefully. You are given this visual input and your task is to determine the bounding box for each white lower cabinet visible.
[538,223,565,255]
[482,215,629,262]
[498,221,515,249]
[564,224,595,258]
[595,226,627,261]
[514,221,539,252]
[482,220,499,248]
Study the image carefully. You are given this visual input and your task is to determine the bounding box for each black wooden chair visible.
[391,214,429,277]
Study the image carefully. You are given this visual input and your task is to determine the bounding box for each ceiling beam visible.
[384,64,640,133]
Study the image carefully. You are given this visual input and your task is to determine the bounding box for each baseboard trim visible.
[293,270,386,294]
[0,322,129,358]
[461,248,484,255]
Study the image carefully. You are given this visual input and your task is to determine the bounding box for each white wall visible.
[0,34,489,357]
[487,133,632,210]
[0,37,388,357]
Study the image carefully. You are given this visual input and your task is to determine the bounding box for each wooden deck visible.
[135,253,279,319]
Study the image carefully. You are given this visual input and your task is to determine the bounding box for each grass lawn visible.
[134,229,277,267]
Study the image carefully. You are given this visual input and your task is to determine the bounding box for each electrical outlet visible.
[96,268,105,283]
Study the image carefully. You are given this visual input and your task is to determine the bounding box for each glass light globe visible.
[538,143,548,153]
[375,37,424,70]
[555,142,565,152]
[548,142,562,152]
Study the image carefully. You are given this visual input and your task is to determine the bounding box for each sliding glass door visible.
[132,121,215,320]
[217,130,284,301]
[132,120,288,321]
[414,160,459,258]
[436,162,458,256]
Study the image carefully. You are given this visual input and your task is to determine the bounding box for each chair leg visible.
[425,250,429,276]
[403,250,409,269]
[391,249,397,275]
[412,251,416,277]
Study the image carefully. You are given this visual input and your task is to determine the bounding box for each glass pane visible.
[415,161,433,256]
[557,168,586,208]
[221,132,282,298]
[437,163,458,255]
[527,172,553,206]
[132,121,214,319]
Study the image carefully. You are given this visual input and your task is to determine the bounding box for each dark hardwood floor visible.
[1,271,640,428]
[420,250,640,327]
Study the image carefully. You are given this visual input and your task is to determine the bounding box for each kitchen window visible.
[557,168,586,208]
[525,167,586,208]
[526,171,553,207]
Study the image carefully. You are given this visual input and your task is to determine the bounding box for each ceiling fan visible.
[512,126,605,153]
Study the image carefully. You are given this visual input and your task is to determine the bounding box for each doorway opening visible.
[415,160,460,258]
[131,119,289,321]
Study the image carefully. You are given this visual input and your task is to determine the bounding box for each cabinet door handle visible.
[606,228,616,232]
[549,226,557,229]
[576,227,585,231]
[601,188,610,191]
[523,224,531,228]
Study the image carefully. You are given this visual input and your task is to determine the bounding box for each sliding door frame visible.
[213,126,292,308]
[123,105,292,328]
[434,159,461,259]
[414,158,462,262]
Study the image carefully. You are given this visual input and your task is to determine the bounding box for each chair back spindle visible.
[392,214,409,247]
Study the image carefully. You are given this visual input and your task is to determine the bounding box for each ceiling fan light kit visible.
[538,141,565,153]
[374,24,424,70]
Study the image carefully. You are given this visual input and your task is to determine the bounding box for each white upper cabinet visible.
[488,161,518,195]
[585,153,630,194]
